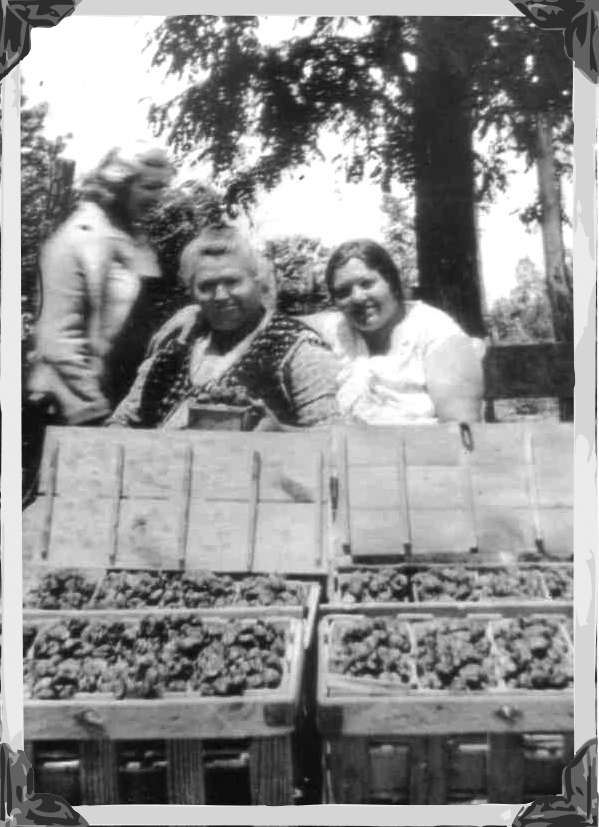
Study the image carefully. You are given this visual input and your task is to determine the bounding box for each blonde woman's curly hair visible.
[179,226,277,310]
[79,141,174,218]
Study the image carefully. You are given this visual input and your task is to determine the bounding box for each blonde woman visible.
[28,142,174,425]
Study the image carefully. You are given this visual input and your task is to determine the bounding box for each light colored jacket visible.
[28,202,160,424]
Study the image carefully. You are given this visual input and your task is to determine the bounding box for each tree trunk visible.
[536,113,573,343]
[413,18,486,338]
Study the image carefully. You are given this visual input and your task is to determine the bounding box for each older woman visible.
[315,239,484,425]
[108,226,339,429]
[27,141,174,425]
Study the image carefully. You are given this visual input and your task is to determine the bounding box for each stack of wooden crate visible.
[22,427,330,805]
[319,423,574,804]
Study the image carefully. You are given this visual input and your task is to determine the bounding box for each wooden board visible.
[26,427,330,576]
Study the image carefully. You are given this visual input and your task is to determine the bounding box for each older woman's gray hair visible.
[79,141,174,217]
[179,226,277,310]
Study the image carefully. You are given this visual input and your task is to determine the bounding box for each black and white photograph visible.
[2,4,593,821]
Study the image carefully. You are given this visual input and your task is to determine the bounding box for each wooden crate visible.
[23,427,331,578]
[317,609,573,803]
[325,561,573,615]
[330,422,573,565]
[24,608,306,804]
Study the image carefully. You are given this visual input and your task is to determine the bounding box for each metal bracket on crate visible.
[494,704,523,724]
[317,705,344,737]
[74,708,107,735]
[264,701,295,728]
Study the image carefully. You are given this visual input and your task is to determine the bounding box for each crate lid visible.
[331,422,573,563]
[24,427,330,576]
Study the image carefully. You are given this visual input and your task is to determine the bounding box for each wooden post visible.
[487,733,526,802]
[166,740,205,804]
[248,735,295,804]
[327,736,369,803]
[79,739,119,804]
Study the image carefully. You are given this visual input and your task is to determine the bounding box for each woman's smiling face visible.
[330,257,403,335]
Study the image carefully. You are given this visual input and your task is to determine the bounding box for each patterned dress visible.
[109,311,339,428]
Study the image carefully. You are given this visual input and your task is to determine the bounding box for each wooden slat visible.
[487,734,526,802]
[397,439,412,557]
[539,508,573,556]
[39,430,118,499]
[254,502,323,574]
[248,735,295,804]
[318,692,573,737]
[25,695,296,741]
[327,737,369,803]
[166,740,205,804]
[408,737,430,804]
[349,508,408,558]
[483,344,574,400]
[185,501,249,570]
[47,496,114,567]
[79,740,119,804]
[116,499,185,569]
[246,451,262,572]
[122,441,189,499]
[405,466,466,510]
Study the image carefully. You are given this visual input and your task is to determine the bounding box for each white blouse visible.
[305,301,474,426]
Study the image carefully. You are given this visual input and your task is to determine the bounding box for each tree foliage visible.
[148,16,572,334]
[262,235,332,315]
[486,257,555,344]
[20,95,76,340]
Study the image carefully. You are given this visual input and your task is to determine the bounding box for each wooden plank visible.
[192,430,328,498]
[122,440,189,499]
[246,451,261,571]
[397,439,412,557]
[47,496,114,567]
[483,344,574,400]
[25,695,296,740]
[534,459,574,507]
[327,737,369,803]
[471,465,531,509]
[318,692,573,737]
[347,466,401,510]
[254,502,323,574]
[349,509,407,558]
[487,734,526,802]
[368,742,409,802]
[38,429,118,499]
[22,498,45,567]
[79,739,119,805]
[248,735,295,804]
[403,426,462,466]
[116,499,185,569]
[474,505,537,556]
[408,737,430,804]
[426,736,449,804]
[410,509,475,555]
[405,467,466,510]
[166,740,205,804]
[539,508,573,556]
[185,501,249,570]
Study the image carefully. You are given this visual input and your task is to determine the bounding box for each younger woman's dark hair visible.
[325,239,404,302]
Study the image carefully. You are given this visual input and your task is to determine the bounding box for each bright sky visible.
[24,14,572,306]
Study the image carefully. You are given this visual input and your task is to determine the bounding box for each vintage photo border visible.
[1,0,597,824]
